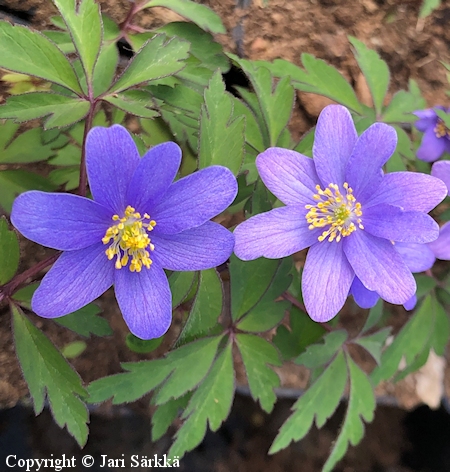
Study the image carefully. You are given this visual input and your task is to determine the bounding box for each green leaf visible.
[12,305,89,446]
[295,330,348,369]
[236,334,281,413]
[140,117,175,146]
[323,355,376,472]
[126,333,164,353]
[87,336,222,404]
[152,395,190,441]
[0,93,90,129]
[52,0,102,81]
[139,0,225,34]
[11,282,39,310]
[415,274,437,298]
[381,80,426,123]
[176,269,223,346]
[0,170,57,213]
[103,90,159,119]
[92,41,118,97]
[110,35,189,93]
[198,71,245,175]
[229,254,280,321]
[169,271,197,308]
[0,127,56,163]
[0,21,81,93]
[48,167,79,191]
[269,350,347,453]
[237,257,292,332]
[419,0,441,18]
[232,96,265,153]
[353,328,392,365]
[361,299,384,333]
[349,37,390,116]
[54,304,113,337]
[62,340,87,359]
[169,341,234,458]
[435,108,450,128]
[0,217,20,284]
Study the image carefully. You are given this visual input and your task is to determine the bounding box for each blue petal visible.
[432,161,450,196]
[428,222,450,260]
[350,276,379,309]
[114,260,172,340]
[32,243,114,317]
[395,242,435,272]
[416,126,446,162]
[86,125,140,214]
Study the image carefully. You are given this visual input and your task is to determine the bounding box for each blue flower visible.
[414,107,450,162]
[11,125,237,339]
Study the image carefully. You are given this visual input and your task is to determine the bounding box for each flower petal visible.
[432,160,450,196]
[416,126,446,162]
[127,142,182,212]
[343,231,416,304]
[395,242,435,272]
[256,147,319,205]
[403,294,417,311]
[114,260,171,339]
[313,105,357,186]
[32,243,114,317]
[302,241,354,322]
[364,172,447,212]
[86,125,140,214]
[362,204,439,243]
[428,222,450,260]
[350,276,379,309]
[151,166,237,234]
[152,222,234,270]
[345,123,397,202]
[414,108,438,132]
[234,206,320,260]
[11,191,112,250]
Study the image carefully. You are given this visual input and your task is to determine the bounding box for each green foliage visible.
[353,328,392,365]
[360,299,384,333]
[55,304,113,337]
[126,333,164,353]
[198,72,245,175]
[0,217,19,284]
[419,0,441,18]
[103,90,159,119]
[0,21,81,93]
[435,108,450,128]
[235,334,281,413]
[270,351,347,453]
[169,271,197,307]
[381,79,426,123]
[62,340,87,359]
[152,395,190,441]
[12,305,89,446]
[349,36,389,116]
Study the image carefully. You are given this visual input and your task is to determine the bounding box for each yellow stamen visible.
[102,205,156,272]
[434,119,450,139]
[305,182,363,243]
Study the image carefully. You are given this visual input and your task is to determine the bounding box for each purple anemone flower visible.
[11,125,237,339]
[234,105,446,322]
[414,106,450,162]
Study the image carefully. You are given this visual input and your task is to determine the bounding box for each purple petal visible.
[403,294,417,311]
[11,191,112,251]
[345,123,397,202]
[416,127,446,162]
[364,172,447,212]
[114,260,171,339]
[32,243,114,317]
[431,161,450,196]
[233,206,320,261]
[151,166,237,235]
[127,142,182,212]
[313,105,357,186]
[428,222,450,260]
[256,147,319,205]
[343,231,416,304]
[414,108,438,132]
[152,222,234,270]
[362,204,439,243]
[86,125,140,214]
[302,241,354,322]
[395,242,435,272]
[350,276,379,309]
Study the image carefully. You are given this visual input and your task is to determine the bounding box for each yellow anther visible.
[102,205,156,271]
[434,119,450,139]
[305,182,363,243]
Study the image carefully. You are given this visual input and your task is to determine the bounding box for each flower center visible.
[434,119,450,140]
[102,205,156,272]
[305,182,364,243]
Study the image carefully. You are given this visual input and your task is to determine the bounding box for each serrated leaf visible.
[139,0,225,34]
[12,305,89,446]
[54,304,112,337]
[110,35,189,93]
[198,71,245,175]
[49,167,80,191]
[169,341,234,458]
[0,21,81,93]
[103,90,159,119]
[295,330,348,369]
[236,334,281,413]
[176,269,223,346]
[349,37,390,116]
[0,217,19,284]
[232,96,265,153]
[52,0,102,81]
[322,355,375,472]
[381,81,426,124]
[0,93,90,129]
[269,350,347,453]
[353,327,392,365]
[152,395,190,441]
